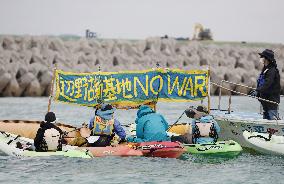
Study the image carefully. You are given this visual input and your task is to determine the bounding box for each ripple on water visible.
[0,97,284,183]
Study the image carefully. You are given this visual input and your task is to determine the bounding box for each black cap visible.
[258,49,276,62]
[45,112,56,122]
[196,105,208,114]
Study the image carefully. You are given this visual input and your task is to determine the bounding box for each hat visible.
[196,105,208,114]
[185,105,208,119]
[45,112,56,122]
[96,103,116,120]
[258,49,276,62]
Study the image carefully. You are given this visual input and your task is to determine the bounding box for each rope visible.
[221,80,255,90]
[220,80,284,97]
[210,82,279,105]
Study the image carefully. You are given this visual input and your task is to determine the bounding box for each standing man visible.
[250,49,281,120]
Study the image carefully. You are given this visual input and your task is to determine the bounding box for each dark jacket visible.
[256,63,281,110]
[34,121,63,152]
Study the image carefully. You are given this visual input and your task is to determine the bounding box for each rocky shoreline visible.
[0,36,283,97]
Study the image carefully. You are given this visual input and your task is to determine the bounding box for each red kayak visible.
[81,145,143,157]
[137,141,185,158]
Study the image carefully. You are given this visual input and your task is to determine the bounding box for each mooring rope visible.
[220,80,284,97]
[210,81,279,105]
[220,80,255,90]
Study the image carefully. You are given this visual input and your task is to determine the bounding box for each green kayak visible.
[184,140,242,157]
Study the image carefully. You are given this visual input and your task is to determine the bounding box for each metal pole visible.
[207,65,211,114]
[228,91,232,114]
[98,66,103,104]
[47,64,57,112]
[218,80,223,110]
[154,62,160,112]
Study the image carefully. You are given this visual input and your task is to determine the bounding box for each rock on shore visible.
[0,36,283,96]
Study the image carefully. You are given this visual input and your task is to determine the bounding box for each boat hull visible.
[213,111,284,149]
[184,140,242,157]
[137,141,186,158]
[243,131,284,155]
[82,146,143,157]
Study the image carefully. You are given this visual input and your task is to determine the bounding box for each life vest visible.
[42,128,62,151]
[257,73,265,88]
[91,116,114,136]
[192,121,218,143]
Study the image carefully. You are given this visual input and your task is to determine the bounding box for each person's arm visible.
[135,119,145,139]
[257,68,275,94]
[212,119,221,133]
[51,124,63,134]
[34,128,44,150]
[191,119,197,133]
[159,114,169,130]
[89,117,95,129]
[113,119,126,140]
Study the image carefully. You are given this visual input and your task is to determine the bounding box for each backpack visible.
[192,121,218,144]
[43,128,62,151]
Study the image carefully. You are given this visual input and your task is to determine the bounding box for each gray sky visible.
[0,0,283,43]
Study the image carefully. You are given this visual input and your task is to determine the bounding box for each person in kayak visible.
[127,105,170,143]
[87,103,126,147]
[185,105,220,144]
[249,49,281,120]
[34,112,64,152]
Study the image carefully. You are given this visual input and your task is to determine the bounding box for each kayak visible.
[243,131,284,155]
[82,145,143,157]
[184,140,242,157]
[168,123,191,135]
[0,131,92,158]
[0,131,142,158]
[136,141,186,158]
[0,120,81,144]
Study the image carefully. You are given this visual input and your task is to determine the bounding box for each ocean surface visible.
[0,96,284,184]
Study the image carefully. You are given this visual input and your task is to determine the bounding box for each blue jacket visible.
[127,105,170,143]
[191,115,220,144]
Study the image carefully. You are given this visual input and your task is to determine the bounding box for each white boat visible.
[243,130,284,155]
[212,111,284,149]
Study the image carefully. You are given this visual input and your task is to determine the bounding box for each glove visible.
[118,138,127,144]
[249,90,258,97]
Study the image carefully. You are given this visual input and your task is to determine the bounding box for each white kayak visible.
[243,131,284,155]
[0,131,92,158]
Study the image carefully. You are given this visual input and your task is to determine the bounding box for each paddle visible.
[167,110,186,131]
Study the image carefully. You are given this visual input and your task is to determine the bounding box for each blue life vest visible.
[257,73,265,88]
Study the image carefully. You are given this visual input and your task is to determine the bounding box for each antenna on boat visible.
[47,63,57,112]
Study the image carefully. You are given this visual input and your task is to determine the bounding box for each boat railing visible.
[210,80,280,115]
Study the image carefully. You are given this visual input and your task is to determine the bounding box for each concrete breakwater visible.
[0,36,283,97]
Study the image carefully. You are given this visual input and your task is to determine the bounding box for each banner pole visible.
[98,66,103,104]
[47,64,57,113]
[153,62,161,112]
[207,65,211,114]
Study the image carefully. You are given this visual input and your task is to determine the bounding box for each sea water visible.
[0,96,284,184]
